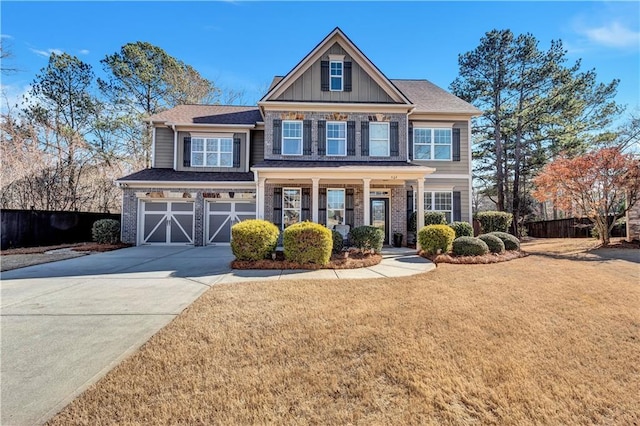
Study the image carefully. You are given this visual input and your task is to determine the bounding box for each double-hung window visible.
[327,189,345,229]
[413,128,452,160]
[282,121,302,155]
[283,188,301,228]
[424,191,453,223]
[330,61,343,91]
[191,137,233,167]
[327,122,346,156]
[369,122,390,157]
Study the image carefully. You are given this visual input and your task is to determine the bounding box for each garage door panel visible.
[206,201,255,245]
[141,201,194,245]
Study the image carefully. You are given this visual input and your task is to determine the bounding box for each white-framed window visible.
[369,122,389,157]
[413,128,452,160]
[425,191,453,223]
[330,61,343,91]
[283,188,301,228]
[327,188,345,229]
[282,120,303,155]
[191,137,233,167]
[326,122,346,156]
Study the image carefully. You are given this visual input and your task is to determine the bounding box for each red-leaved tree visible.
[533,148,640,245]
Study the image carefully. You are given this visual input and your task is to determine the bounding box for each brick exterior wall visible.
[263,110,408,161]
[626,202,640,242]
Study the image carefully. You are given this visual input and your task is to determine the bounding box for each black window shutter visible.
[347,121,356,156]
[303,120,312,155]
[390,121,399,156]
[407,190,415,230]
[318,188,327,225]
[453,191,462,222]
[453,128,461,162]
[273,187,283,229]
[183,136,191,167]
[233,137,241,168]
[301,188,311,221]
[344,62,352,92]
[317,120,326,155]
[408,122,414,160]
[321,61,329,91]
[361,121,369,156]
[345,188,355,229]
[273,119,282,155]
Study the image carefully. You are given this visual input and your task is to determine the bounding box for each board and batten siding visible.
[154,127,175,168]
[410,121,470,175]
[176,131,247,172]
[250,130,265,166]
[276,42,396,104]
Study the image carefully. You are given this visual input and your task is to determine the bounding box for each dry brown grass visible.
[49,239,640,425]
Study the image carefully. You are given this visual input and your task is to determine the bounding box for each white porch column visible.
[311,177,319,223]
[417,178,425,250]
[363,178,371,226]
[257,177,266,219]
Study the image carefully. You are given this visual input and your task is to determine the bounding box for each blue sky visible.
[2,1,639,115]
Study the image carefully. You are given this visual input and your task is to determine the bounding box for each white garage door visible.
[206,201,256,245]
[141,201,195,244]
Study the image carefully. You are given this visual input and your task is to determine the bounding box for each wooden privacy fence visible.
[525,217,626,239]
[1,209,121,250]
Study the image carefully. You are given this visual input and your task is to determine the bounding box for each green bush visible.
[331,229,344,254]
[92,219,120,244]
[283,222,332,265]
[349,226,384,253]
[418,224,455,255]
[452,236,489,256]
[475,211,513,233]
[408,211,447,232]
[478,234,505,253]
[449,221,473,238]
[231,219,279,261]
[489,231,520,251]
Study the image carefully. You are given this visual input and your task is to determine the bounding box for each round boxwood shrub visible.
[331,229,344,254]
[452,236,489,256]
[489,231,520,251]
[349,225,384,253]
[418,224,455,255]
[449,221,473,238]
[478,233,505,254]
[408,211,447,232]
[92,219,120,244]
[475,211,513,233]
[231,219,279,261]
[284,221,332,265]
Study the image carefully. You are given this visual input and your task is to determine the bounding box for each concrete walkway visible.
[0,246,432,425]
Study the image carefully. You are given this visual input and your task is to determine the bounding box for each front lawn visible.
[49,239,639,425]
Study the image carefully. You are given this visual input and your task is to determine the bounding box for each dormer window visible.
[330,61,343,91]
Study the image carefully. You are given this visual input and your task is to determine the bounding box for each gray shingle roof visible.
[117,168,255,182]
[391,79,481,114]
[147,105,261,125]
[252,160,423,168]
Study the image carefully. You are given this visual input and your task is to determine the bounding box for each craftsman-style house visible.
[117,28,480,246]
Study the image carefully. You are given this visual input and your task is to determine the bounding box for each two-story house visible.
[117,28,480,247]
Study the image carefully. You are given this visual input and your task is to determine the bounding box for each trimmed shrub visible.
[92,219,120,244]
[283,222,332,265]
[408,211,447,232]
[475,211,513,233]
[449,221,473,238]
[418,224,455,255]
[331,229,344,254]
[231,219,279,261]
[452,236,489,256]
[349,226,384,253]
[478,233,505,254]
[489,231,520,251]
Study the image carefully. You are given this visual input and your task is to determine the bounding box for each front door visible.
[370,198,389,245]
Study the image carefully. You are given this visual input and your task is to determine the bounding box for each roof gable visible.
[260,27,411,105]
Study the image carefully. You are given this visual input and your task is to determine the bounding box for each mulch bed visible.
[232,250,382,270]
[422,250,527,265]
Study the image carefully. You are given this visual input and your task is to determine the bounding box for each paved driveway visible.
[0,246,235,426]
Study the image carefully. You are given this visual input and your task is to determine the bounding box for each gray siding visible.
[276,42,396,104]
[409,121,470,175]
[154,127,174,168]
[420,178,471,223]
[176,131,247,172]
[250,130,265,166]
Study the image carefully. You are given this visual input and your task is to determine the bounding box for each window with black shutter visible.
[453,191,462,221]
[233,137,241,168]
[273,187,283,229]
[347,121,356,156]
[183,136,191,167]
[318,188,327,225]
[390,121,399,156]
[407,190,414,229]
[303,120,312,155]
[321,61,329,91]
[317,120,326,155]
[408,122,414,160]
[361,121,369,156]
[344,62,352,92]
[301,188,311,221]
[452,128,461,162]
[272,119,282,155]
[345,188,354,228]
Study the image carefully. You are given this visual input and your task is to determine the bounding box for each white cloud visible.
[29,47,63,58]
[581,21,640,49]
[78,49,90,55]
